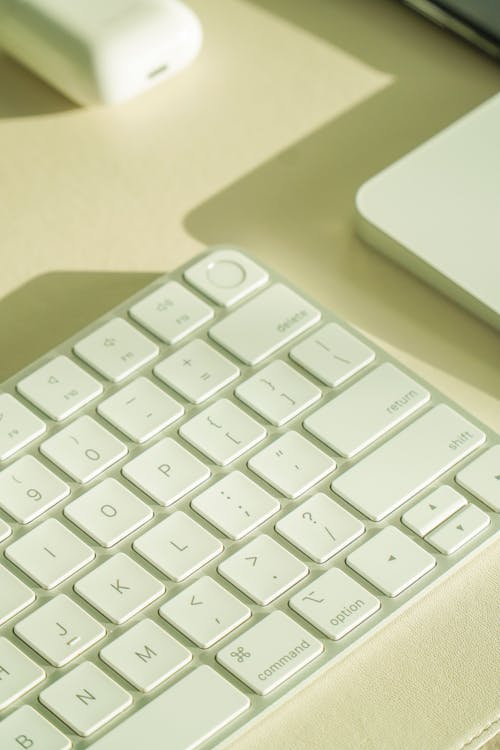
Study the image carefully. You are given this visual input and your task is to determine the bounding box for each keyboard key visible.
[130,280,214,344]
[456,445,500,512]
[0,705,70,750]
[88,665,249,750]
[346,527,436,597]
[100,619,191,692]
[218,534,308,606]
[217,611,323,695]
[179,399,266,466]
[40,662,132,737]
[64,478,153,547]
[402,485,467,536]
[275,492,364,563]
[248,431,336,498]
[14,594,105,667]
[74,318,158,382]
[133,511,223,581]
[0,394,45,461]
[0,455,69,524]
[184,248,269,307]
[0,518,11,542]
[74,553,164,624]
[17,356,102,421]
[304,363,429,457]
[154,339,240,404]
[98,376,183,442]
[5,518,94,589]
[290,323,375,387]
[426,504,490,554]
[122,437,210,506]
[332,405,485,521]
[289,568,380,640]
[160,575,251,648]
[235,360,321,426]
[41,415,128,483]
[191,471,280,540]
[209,283,321,365]
[0,638,45,710]
[0,565,35,626]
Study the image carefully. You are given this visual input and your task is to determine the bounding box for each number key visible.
[40,415,127,483]
[0,455,69,524]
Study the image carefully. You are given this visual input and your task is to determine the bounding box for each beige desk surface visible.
[0,0,499,748]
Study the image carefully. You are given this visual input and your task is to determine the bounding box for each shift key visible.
[331,405,485,521]
[217,611,323,695]
[209,284,320,365]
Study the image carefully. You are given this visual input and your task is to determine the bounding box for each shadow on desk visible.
[184,0,500,413]
[0,271,159,383]
[0,53,75,118]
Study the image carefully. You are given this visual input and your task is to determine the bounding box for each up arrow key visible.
[429,504,437,510]
[388,554,396,562]
[456,524,464,531]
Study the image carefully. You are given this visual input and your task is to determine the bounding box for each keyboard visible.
[0,248,498,750]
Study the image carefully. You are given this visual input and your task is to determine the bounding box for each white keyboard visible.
[0,248,498,750]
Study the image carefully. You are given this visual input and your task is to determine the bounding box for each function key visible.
[184,249,269,307]
[129,280,213,344]
[74,318,158,382]
[17,355,102,421]
[290,323,375,387]
[0,393,46,461]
